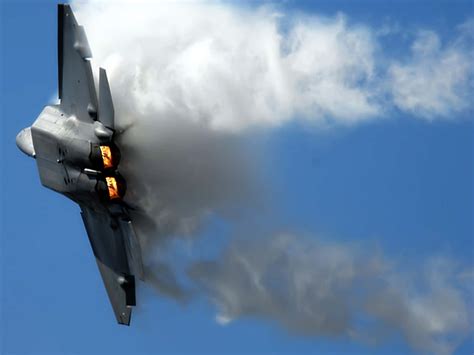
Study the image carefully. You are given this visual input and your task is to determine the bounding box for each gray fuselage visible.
[17,105,120,206]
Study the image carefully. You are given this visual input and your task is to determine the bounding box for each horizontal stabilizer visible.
[96,259,135,325]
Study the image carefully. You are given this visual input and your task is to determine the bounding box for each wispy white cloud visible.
[389,23,473,119]
[283,14,380,124]
[74,3,473,132]
[75,2,384,131]
[70,2,473,352]
[190,234,473,355]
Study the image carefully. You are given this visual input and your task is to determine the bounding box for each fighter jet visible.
[16,4,144,325]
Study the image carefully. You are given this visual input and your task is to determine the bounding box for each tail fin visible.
[99,68,115,129]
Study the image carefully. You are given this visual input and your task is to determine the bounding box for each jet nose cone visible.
[16,127,35,158]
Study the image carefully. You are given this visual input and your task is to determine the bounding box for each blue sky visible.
[1,1,473,354]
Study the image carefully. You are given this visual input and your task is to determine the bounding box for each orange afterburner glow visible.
[105,176,120,199]
[100,146,113,169]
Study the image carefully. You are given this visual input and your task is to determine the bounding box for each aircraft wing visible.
[80,205,144,325]
[58,4,98,123]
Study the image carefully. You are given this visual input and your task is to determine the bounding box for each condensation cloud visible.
[389,23,474,119]
[190,234,473,355]
[71,1,473,353]
[75,1,472,132]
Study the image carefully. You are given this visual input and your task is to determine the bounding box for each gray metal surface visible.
[58,4,97,123]
[96,259,133,325]
[99,68,115,129]
[119,219,145,281]
[16,4,144,326]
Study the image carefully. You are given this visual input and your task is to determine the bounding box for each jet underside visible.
[16,4,144,325]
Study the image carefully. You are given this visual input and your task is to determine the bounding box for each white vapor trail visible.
[75,1,473,133]
[189,234,473,354]
[71,1,473,353]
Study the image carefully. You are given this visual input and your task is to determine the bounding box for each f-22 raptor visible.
[16,4,144,325]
